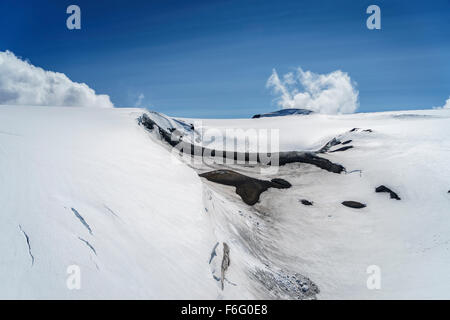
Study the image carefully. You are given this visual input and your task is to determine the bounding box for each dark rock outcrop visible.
[139,113,346,174]
[271,178,292,188]
[318,138,341,153]
[375,185,401,200]
[199,170,291,205]
[221,243,230,290]
[253,268,319,300]
[278,151,345,173]
[301,199,313,206]
[342,201,366,209]
[319,137,353,154]
[330,146,354,153]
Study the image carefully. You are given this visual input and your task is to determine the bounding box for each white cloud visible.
[0,50,113,108]
[134,93,145,107]
[433,97,450,110]
[266,67,359,114]
[442,97,450,109]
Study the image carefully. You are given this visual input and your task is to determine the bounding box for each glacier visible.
[0,105,449,299]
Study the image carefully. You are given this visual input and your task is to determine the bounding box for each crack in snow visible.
[18,225,34,266]
[71,208,93,235]
[78,237,97,255]
[209,242,219,264]
[103,205,120,219]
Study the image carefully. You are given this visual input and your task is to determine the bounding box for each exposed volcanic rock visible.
[300,199,313,206]
[375,185,401,200]
[342,201,366,209]
[318,137,341,153]
[138,113,180,148]
[139,113,346,174]
[330,146,354,153]
[199,170,291,205]
[253,268,320,300]
[220,243,230,290]
[277,152,345,173]
[319,137,354,153]
[271,178,292,188]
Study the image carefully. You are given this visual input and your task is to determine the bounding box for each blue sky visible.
[1,0,449,117]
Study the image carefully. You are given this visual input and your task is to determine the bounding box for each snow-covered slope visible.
[186,109,450,299]
[1,105,449,299]
[0,106,222,299]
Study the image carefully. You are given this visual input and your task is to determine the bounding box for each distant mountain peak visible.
[252,108,313,118]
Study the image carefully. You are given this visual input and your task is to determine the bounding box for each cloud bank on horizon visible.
[0,51,114,108]
[267,68,359,114]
